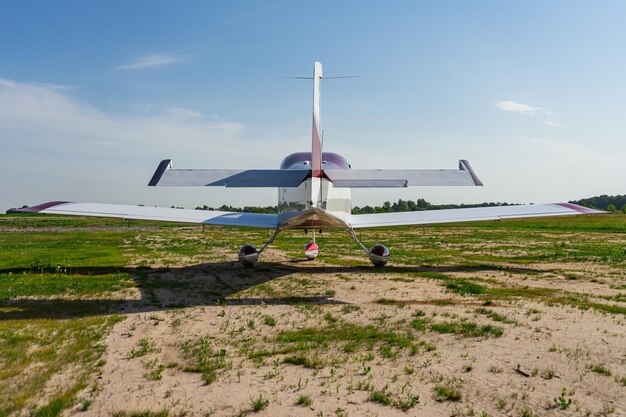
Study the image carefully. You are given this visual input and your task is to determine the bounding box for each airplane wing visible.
[148,159,309,187]
[350,203,602,228]
[18,201,279,228]
[325,160,482,188]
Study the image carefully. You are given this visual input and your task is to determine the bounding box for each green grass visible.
[250,395,269,412]
[341,304,360,314]
[434,384,462,402]
[369,390,392,406]
[590,364,612,376]
[323,312,338,322]
[474,308,516,324]
[33,387,81,417]
[0,222,141,414]
[277,323,414,350]
[520,407,537,417]
[410,317,429,331]
[283,354,326,369]
[1,213,625,415]
[0,272,136,298]
[263,314,277,326]
[430,321,504,338]
[375,297,404,306]
[445,279,486,295]
[0,314,123,416]
[0,231,131,271]
[248,321,417,364]
[112,410,171,417]
[127,338,160,358]
[296,395,312,406]
[179,337,231,384]
[396,394,420,411]
[567,301,626,315]
[484,286,558,298]
[144,364,165,381]
[368,389,420,411]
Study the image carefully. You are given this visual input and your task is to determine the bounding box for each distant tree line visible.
[194,204,277,214]
[192,195,626,214]
[193,199,518,215]
[351,198,516,214]
[570,194,626,213]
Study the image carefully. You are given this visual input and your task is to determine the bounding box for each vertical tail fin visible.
[311,61,323,177]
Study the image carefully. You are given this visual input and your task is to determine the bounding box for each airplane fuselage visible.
[277,152,352,230]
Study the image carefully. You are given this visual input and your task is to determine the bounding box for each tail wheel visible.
[304,241,319,260]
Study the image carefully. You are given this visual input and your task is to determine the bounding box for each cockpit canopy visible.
[280,152,350,170]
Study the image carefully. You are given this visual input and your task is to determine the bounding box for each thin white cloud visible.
[0,75,259,156]
[496,100,541,115]
[497,100,565,127]
[0,75,308,210]
[542,120,565,128]
[166,107,203,122]
[116,52,182,70]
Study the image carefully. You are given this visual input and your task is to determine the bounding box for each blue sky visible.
[1,1,625,210]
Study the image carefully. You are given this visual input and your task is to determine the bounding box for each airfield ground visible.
[0,213,625,417]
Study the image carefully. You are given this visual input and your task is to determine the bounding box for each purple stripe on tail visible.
[311,114,322,178]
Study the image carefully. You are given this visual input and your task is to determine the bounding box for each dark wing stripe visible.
[148,159,172,186]
[553,203,599,214]
[19,201,70,213]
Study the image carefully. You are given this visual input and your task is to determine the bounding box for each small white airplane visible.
[21,62,601,267]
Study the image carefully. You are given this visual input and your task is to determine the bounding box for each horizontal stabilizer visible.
[325,160,483,188]
[19,201,279,228]
[351,203,602,228]
[148,160,309,187]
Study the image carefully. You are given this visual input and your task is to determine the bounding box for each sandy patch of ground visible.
[67,255,626,417]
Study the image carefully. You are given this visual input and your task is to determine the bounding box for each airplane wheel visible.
[304,241,319,260]
[238,244,259,267]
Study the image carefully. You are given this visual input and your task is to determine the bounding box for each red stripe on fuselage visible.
[311,114,322,178]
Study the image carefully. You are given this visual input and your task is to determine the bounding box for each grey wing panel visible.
[20,202,279,228]
[148,160,309,187]
[325,160,482,188]
[350,203,602,228]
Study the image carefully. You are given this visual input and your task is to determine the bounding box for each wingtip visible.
[459,160,484,186]
[17,201,70,213]
[553,203,605,214]
[148,159,172,186]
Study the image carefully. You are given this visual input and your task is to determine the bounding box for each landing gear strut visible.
[348,226,389,267]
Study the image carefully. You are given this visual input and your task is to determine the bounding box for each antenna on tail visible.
[279,62,358,178]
